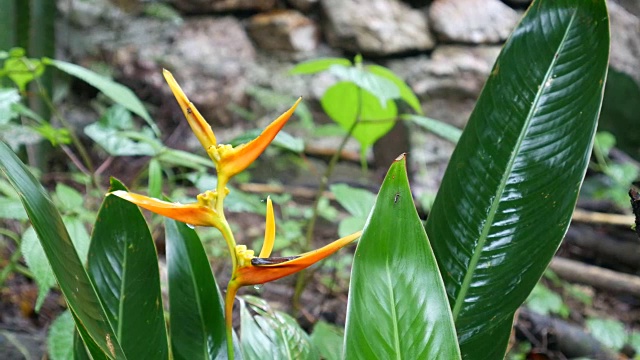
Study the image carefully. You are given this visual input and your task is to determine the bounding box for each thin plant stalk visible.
[292,87,364,309]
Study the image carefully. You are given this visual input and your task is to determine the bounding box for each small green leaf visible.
[47,310,75,360]
[55,183,84,214]
[321,81,396,151]
[3,56,44,92]
[586,317,626,350]
[628,331,640,356]
[21,226,56,312]
[289,58,352,75]
[0,89,20,124]
[310,321,343,360]
[84,123,157,156]
[331,184,376,237]
[44,59,159,135]
[525,283,568,317]
[404,114,462,143]
[595,131,616,157]
[328,65,400,107]
[366,65,422,114]
[0,196,28,220]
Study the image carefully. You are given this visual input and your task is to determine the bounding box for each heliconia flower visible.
[232,197,361,287]
[223,197,361,350]
[110,189,224,229]
[163,69,302,187]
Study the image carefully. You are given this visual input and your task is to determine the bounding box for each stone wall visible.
[56,0,640,195]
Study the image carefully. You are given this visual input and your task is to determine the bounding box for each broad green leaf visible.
[310,321,343,360]
[165,218,228,359]
[344,156,461,359]
[404,114,462,143]
[87,178,169,359]
[321,81,396,152]
[240,296,317,360]
[289,58,352,75]
[0,88,20,124]
[328,65,399,108]
[44,59,159,135]
[586,318,626,350]
[0,141,125,359]
[366,65,422,114]
[48,310,74,360]
[229,129,304,154]
[424,1,610,359]
[74,330,92,360]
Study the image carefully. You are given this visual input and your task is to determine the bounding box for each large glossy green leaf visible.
[165,218,228,359]
[87,178,169,359]
[344,155,461,359]
[424,1,610,359]
[0,141,125,359]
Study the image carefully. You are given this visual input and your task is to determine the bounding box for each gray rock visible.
[321,0,435,55]
[608,1,640,85]
[429,0,520,44]
[387,45,501,128]
[56,0,124,28]
[247,10,320,53]
[58,16,256,126]
[287,0,319,12]
[171,0,276,13]
[612,0,640,17]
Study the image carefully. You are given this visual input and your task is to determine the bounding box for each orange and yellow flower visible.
[112,70,360,360]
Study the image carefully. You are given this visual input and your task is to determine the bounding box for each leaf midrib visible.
[385,259,402,360]
[451,8,579,320]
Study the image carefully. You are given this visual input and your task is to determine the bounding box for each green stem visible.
[0,244,23,287]
[292,87,363,309]
[224,281,239,360]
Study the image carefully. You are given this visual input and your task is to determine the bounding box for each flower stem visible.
[225,281,239,360]
[292,87,363,310]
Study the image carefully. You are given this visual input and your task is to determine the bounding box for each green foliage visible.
[424,1,609,358]
[0,0,613,359]
[583,131,640,208]
[525,283,569,318]
[344,157,461,359]
[291,55,420,161]
[43,58,158,135]
[240,296,318,359]
[47,310,74,360]
[165,217,229,359]
[586,317,627,350]
[330,184,376,238]
[309,321,344,360]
